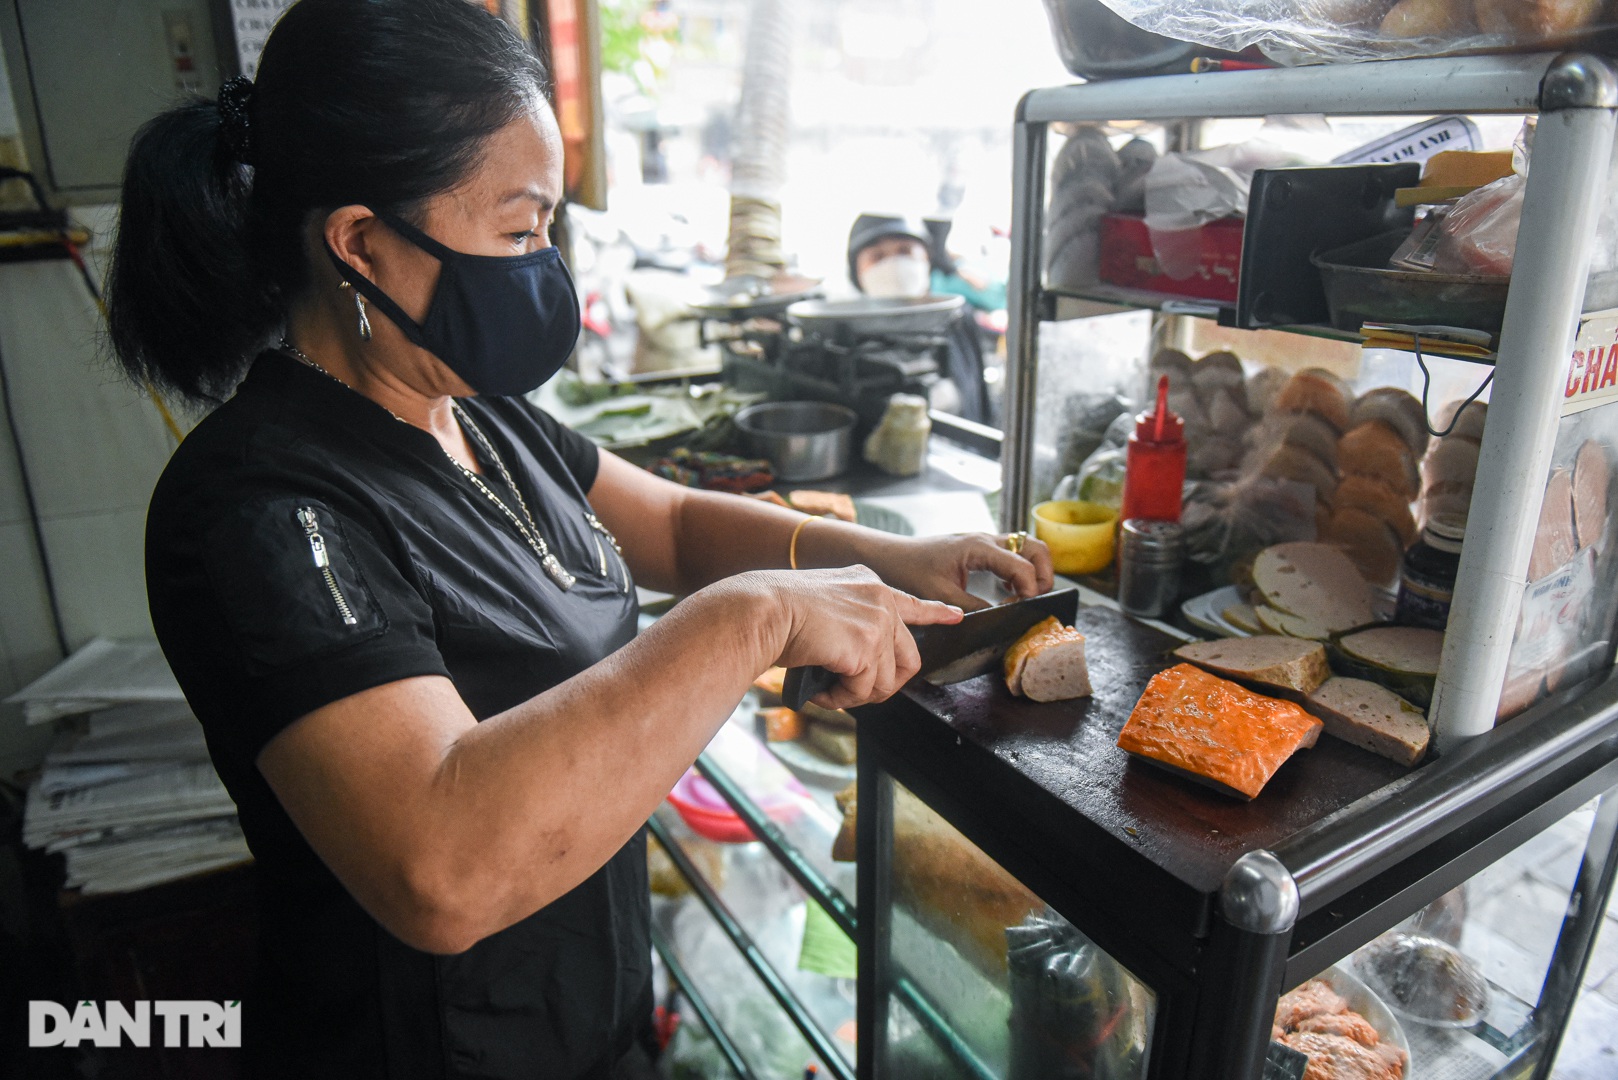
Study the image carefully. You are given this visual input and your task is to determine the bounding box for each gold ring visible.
[1006,531,1028,555]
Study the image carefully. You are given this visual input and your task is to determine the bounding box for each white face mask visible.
[860,254,931,298]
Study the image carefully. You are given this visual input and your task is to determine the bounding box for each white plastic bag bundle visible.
[1093,0,1615,65]
[1142,118,1324,277]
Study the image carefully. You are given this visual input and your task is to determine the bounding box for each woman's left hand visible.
[859,531,1055,611]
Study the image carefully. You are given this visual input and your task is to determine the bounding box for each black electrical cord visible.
[0,164,51,218]
[0,333,70,657]
[1413,332,1495,439]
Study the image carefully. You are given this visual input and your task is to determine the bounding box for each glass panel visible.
[652,807,856,1078]
[879,781,1155,1080]
[653,705,861,1076]
[1499,374,1618,721]
[1290,798,1605,1077]
[1027,313,1154,514]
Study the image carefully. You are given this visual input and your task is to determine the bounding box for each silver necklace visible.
[447,403,575,590]
[279,339,575,590]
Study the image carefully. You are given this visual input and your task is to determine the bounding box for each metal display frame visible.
[845,51,1618,1080]
[856,670,1618,1080]
[1000,51,1618,750]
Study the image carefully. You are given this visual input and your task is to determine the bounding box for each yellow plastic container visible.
[1033,500,1118,576]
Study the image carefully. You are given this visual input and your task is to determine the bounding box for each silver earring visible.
[354,291,372,341]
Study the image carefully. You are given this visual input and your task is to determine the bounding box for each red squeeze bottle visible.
[1120,375,1186,523]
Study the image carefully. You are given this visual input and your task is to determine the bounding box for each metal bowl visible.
[785,294,964,336]
[1041,0,1196,80]
[734,401,857,482]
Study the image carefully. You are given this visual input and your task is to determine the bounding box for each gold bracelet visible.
[789,515,816,571]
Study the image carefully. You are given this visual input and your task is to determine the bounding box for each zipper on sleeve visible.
[297,507,360,626]
[585,513,629,593]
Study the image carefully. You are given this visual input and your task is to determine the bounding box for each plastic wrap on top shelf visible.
[1092,0,1618,65]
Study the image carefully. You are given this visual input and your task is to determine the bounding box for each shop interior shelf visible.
[1040,283,1500,365]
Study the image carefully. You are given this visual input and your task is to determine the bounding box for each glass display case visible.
[854,599,1618,1079]
[876,778,1156,1080]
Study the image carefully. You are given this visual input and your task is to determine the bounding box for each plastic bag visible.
[1092,0,1617,66]
[1006,908,1149,1080]
[1046,129,1158,289]
[1429,175,1523,276]
[1428,119,1532,277]
[1054,411,1134,510]
[1142,118,1323,278]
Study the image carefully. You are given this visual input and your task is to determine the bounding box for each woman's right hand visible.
[735,565,963,710]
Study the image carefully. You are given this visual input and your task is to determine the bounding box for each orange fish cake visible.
[1117,663,1323,799]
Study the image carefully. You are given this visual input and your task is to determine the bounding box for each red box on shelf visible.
[1097,213,1245,304]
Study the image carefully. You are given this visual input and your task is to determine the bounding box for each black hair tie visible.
[216,75,256,166]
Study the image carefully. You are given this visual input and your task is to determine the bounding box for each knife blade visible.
[780,589,1079,709]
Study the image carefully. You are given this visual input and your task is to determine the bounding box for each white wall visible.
[0,43,177,779]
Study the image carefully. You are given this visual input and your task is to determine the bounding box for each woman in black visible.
[107,3,1052,1078]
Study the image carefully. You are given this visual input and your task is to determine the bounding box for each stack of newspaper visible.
[5,639,250,895]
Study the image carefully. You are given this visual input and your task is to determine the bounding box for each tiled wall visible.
[0,217,178,779]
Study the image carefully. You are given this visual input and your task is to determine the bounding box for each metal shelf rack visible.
[1003,51,1618,750]
[843,50,1618,1080]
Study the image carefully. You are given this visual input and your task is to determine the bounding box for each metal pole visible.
[1434,55,1618,749]
[692,753,857,938]
[1019,53,1548,124]
[651,923,761,1080]
[1282,670,1618,906]
[1000,111,1048,532]
[646,815,855,1080]
[857,758,896,1079]
[1193,852,1300,1080]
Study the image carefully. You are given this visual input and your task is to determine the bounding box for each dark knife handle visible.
[782,665,840,710]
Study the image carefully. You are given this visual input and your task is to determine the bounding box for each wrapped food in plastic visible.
[1091,0,1618,64]
[1054,411,1135,510]
[1006,909,1146,1080]
[1354,932,1489,1026]
[1430,173,1524,276]
[1047,128,1123,289]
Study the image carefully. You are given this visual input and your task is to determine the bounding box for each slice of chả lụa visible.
[1174,636,1330,696]
[1254,604,1333,641]
[1333,625,1444,709]
[1305,676,1429,767]
[1003,616,1092,702]
[1252,541,1375,634]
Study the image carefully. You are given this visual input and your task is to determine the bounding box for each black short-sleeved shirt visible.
[145,350,646,1080]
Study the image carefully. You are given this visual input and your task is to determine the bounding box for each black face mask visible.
[325,210,581,397]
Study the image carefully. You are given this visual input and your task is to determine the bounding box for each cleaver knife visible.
[780,588,1079,709]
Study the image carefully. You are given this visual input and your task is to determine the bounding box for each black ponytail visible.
[106,0,549,405]
[106,101,266,404]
